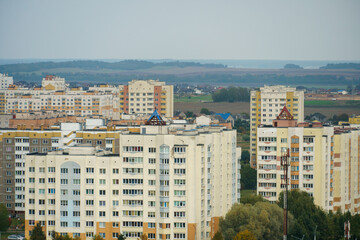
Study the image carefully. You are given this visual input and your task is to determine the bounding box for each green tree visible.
[233,230,256,240]
[93,235,104,240]
[220,202,288,240]
[240,194,265,205]
[30,223,46,240]
[0,203,10,232]
[51,231,73,240]
[240,164,256,190]
[200,108,211,115]
[138,233,147,240]
[240,150,250,164]
[278,190,330,240]
[185,111,195,118]
[117,234,127,240]
[212,231,224,240]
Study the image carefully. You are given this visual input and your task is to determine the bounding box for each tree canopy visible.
[233,230,257,240]
[219,202,288,240]
[0,204,10,232]
[240,164,257,190]
[212,87,250,102]
[30,223,46,240]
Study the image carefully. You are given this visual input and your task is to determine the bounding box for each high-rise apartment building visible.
[256,111,360,214]
[24,124,241,240]
[250,85,304,168]
[0,73,14,90]
[119,80,173,118]
[333,127,360,214]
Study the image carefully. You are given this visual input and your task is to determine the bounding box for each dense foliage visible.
[320,63,360,70]
[240,164,256,190]
[233,230,256,240]
[278,190,360,239]
[30,223,46,240]
[219,201,288,240]
[0,203,10,231]
[212,87,250,102]
[284,64,303,69]
[329,113,349,124]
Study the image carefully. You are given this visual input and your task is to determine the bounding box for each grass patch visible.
[305,100,360,108]
[305,100,337,106]
[174,94,213,103]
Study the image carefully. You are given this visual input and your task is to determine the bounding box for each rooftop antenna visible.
[281,148,290,240]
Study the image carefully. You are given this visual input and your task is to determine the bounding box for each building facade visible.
[333,127,360,214]
[0,73,14,90]
[0,77,174,118]
[120,80,173,118]
[24,124,240,240]
[250,85,304,168]
[257,116,360,214]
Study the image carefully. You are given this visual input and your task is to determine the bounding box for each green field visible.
[305,100,337,106]
[174,94,213,103]
[305,100,360,108]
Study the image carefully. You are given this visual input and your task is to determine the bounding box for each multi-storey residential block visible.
[0,73,14,89]
[42,75,67,91]
[0,77,174,118]
[256,108,360,214]
[250,85,304,168]
[333,127,360,214]
[119,80,173,118]
[24,123,240,240]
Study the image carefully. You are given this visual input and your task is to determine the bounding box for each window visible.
[86,168,94,173]
[48,167,55,173]
[100,190,106,195]
[113,168,119,174]
[86,200,94,206]
[61,168,68,174]
[148,158,156,164]
[174,158,186,164]
[123,146,143,152]
[86,221,94,227]
[86,178,94,184]
[73,168,81,174]
[174,190,186,196]
[174,147,186,153]
[86,189,94,195]
[99,168,106,174]
[149,147,156,153]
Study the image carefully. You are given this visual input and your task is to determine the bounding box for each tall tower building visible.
[250,85,304,168]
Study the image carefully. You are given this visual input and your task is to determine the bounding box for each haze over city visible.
[1,0,360,60]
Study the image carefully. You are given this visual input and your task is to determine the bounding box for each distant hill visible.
[284,64,303,69]
[0,60,226,73]
[320,63,360,70]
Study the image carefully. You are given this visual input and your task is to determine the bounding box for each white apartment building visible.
[250,85,304,168]
[42,75,67,91]
[25,124,241,240]
[257,123,334,211]
[0,78,173,118]
[0,73,13,89]
[120,80,173,118]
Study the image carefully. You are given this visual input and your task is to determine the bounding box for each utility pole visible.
[314,225,317,240]
[281,148,290,240]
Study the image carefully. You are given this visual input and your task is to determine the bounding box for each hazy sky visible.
[0,0,359,60]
